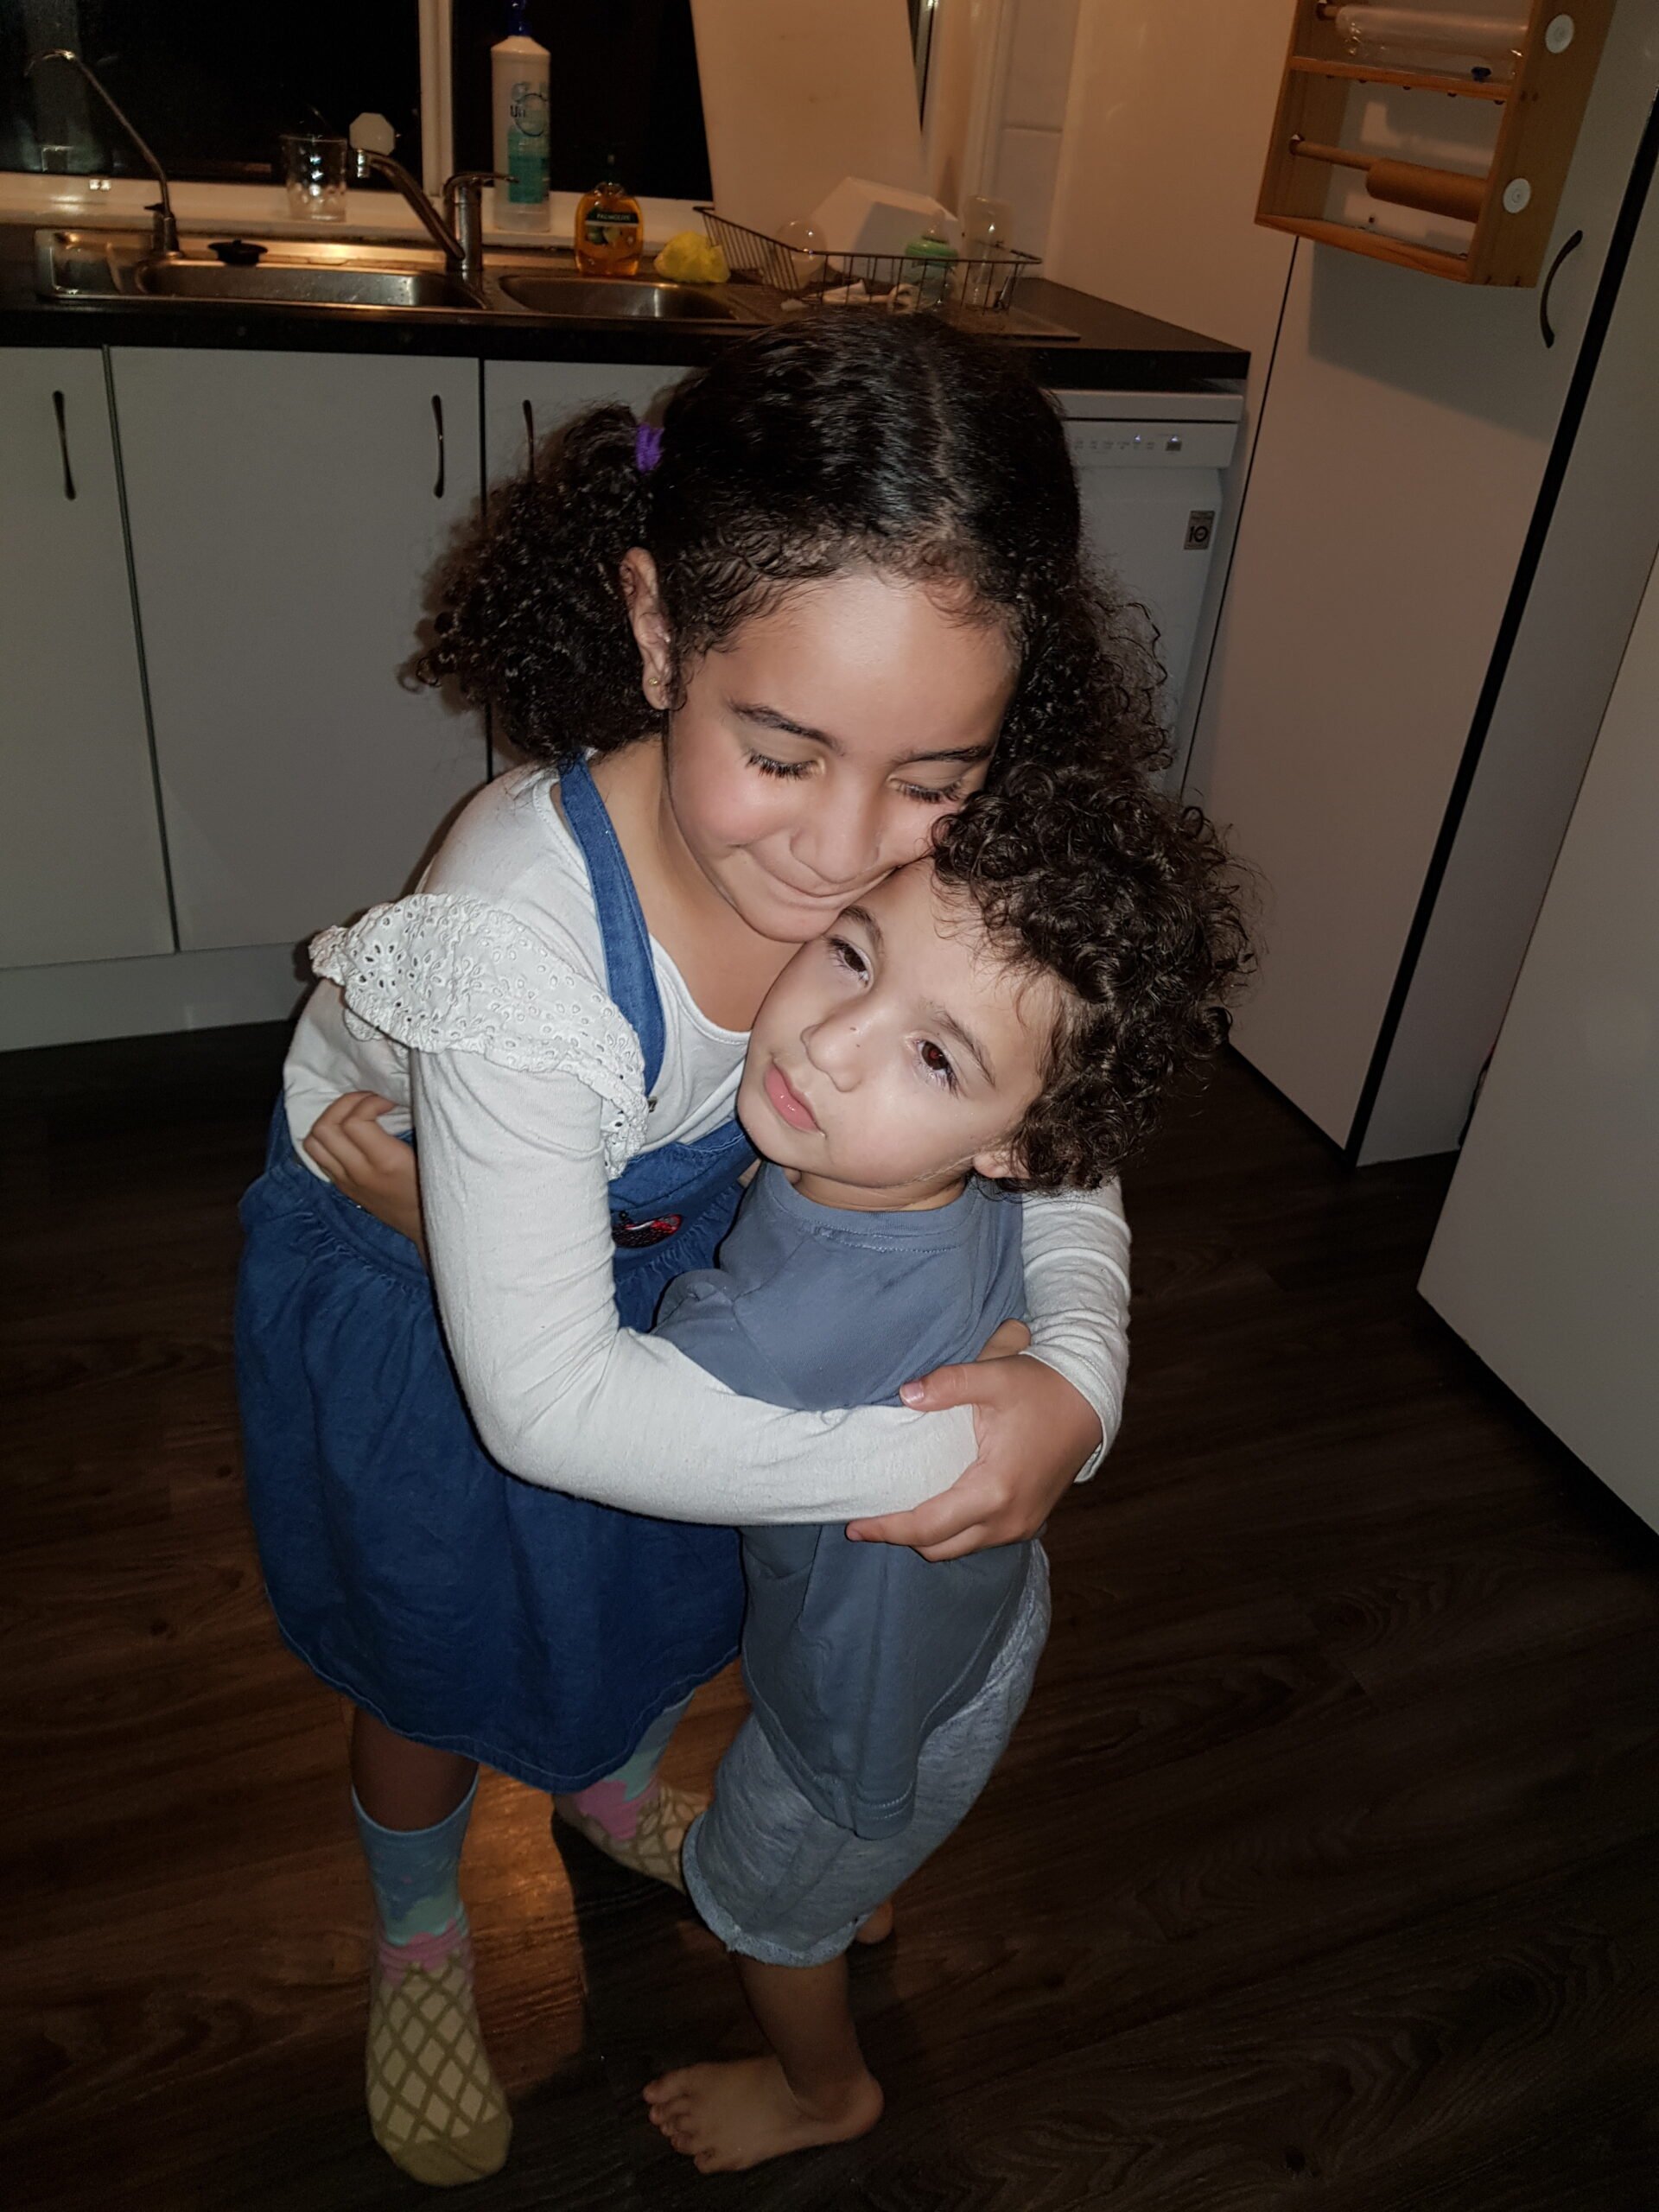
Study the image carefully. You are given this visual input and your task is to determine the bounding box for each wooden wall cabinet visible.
[1258,0,1615,283]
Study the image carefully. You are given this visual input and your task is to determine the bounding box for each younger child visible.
[642,758,1248,2172]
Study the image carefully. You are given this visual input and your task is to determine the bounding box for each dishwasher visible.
[1058,389,1243,762]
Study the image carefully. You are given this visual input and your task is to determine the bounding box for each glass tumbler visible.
[282,133,349,223]
[963,195,1016,310]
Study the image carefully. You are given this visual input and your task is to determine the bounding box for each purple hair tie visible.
[634,423,664,474]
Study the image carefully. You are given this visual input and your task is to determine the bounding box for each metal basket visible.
[696,207,1040,324]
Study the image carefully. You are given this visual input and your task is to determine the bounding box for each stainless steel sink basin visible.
[34,228,766,328]
[497,272,750,321]
[35,231,483,312]
[132,259,480,308]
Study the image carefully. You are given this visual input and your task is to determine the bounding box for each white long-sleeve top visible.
[287,766,1130,1525]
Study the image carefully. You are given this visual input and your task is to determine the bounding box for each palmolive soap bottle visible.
[575,155,644,276]
[492,1,551,231]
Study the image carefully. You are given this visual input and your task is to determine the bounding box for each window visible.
[2,2,422,183]
[3,1,715,203]
[449,0,709,200]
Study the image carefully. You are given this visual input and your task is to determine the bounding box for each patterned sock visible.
[553,1697,703,1891]
[354,1781,512,2186]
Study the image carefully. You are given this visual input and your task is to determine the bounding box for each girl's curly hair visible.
[933,759,1253,1192]
[418,309,1166,786]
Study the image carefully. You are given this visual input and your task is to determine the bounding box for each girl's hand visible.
[303,1091,427,1258]
[846,1351,1101,1560]
[976,1317,1032,1360]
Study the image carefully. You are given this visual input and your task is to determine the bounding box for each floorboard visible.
[6,1030,1658,2210]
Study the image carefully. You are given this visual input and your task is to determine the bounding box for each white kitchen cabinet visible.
[0,349,173,969]
[111,350,487,952]
[483,359,693,493]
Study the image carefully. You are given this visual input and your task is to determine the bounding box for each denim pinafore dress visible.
[234,759,752,1793]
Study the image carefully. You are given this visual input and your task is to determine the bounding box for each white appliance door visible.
[1065,414,1235,734]
[1420,547,1659,1530]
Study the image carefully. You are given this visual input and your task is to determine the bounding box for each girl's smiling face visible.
[625,555,1014,943]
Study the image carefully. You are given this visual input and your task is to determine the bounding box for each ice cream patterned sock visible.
[353,1780,512,2186]
[552,1695,704,1892]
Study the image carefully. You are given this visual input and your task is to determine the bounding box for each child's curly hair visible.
[419,309,1166,790]
[934,760,1252,1192]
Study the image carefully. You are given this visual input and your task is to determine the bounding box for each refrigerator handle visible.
[1538,230,1585,349]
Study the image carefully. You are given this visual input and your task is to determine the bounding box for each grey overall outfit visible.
[658,1163,1052,1967]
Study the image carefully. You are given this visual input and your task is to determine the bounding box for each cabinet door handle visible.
[1539,229,1583,348]
[523,398,536,479]
[431,393,446,499]
[52,389,76,501]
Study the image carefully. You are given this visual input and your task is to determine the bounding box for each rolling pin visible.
[1290,136,1489,221]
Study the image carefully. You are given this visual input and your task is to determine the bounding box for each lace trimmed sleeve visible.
[310,893,647,1174]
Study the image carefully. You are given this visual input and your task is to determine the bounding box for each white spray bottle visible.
[493,1,551,231]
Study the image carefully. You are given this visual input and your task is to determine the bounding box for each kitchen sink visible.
[496,272,753,321]
[132,260,481,309]
[36,232,483,311]
[34,228,764,327]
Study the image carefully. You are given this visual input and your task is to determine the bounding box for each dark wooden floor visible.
[7,1027,1659,2212]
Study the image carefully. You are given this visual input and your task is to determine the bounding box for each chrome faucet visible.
[27,48,179,257]
[355,149,469,272]
[347,118,499,289]
[444,174,506,289]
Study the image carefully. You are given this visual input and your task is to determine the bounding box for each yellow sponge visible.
[654,232,730,285]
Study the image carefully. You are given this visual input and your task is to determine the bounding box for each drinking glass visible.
[778,217,827,294]
[963,195,1015,309]
[282,132,349,223]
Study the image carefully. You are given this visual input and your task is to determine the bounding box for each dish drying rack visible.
[695,207,1042,324]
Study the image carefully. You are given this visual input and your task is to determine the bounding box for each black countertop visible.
[0,227,1247,391]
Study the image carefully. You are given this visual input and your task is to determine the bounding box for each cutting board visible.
[690,0,926,242]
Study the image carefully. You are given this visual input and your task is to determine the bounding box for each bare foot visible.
[644,2056,883,2173]
[854,1899,894,1946]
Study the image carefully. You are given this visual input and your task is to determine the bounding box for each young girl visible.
[236,311,1148,2186]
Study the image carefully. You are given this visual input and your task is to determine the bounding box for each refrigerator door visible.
[1421,546,1659,1530]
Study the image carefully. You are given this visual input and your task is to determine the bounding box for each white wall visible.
[1046,1,1298,770]
[924,0,994,214]
[986,0,1084,254]
[925,0,1084,252]
[1421,543,1659,1529]
[690,0,925,238]
[1049,1,1295,386]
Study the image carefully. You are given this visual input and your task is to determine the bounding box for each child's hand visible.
[847,1352,1098,1561]
[303,1092,427,1259]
